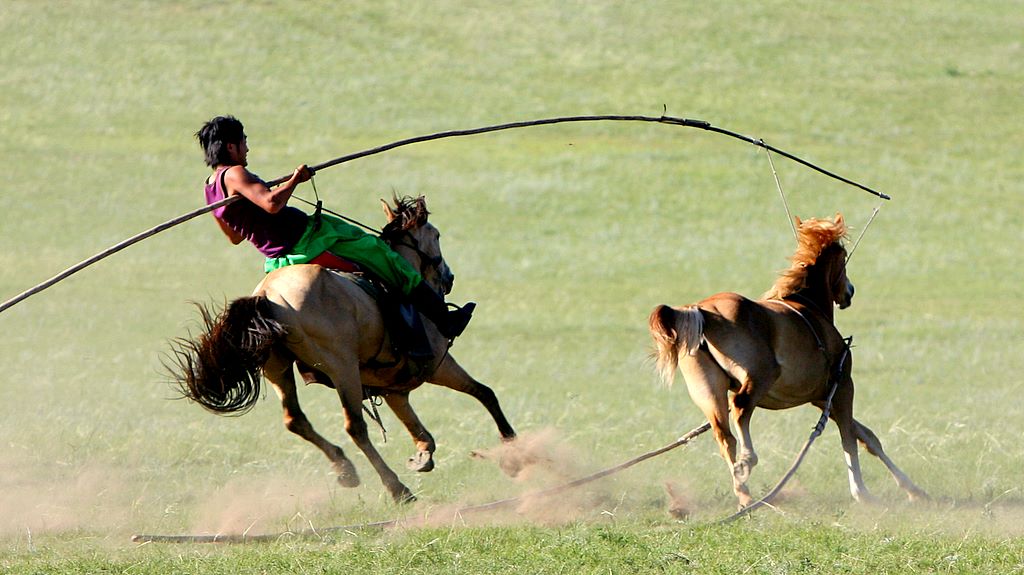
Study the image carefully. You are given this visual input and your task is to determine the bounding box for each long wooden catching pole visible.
[1,114,889,315]
[0,196,236,314]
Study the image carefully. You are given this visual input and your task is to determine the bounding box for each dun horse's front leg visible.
[383,392,437,472]
[264,355,359,487]
[428,356,516,440]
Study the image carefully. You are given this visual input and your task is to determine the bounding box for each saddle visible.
[305,253,437,380]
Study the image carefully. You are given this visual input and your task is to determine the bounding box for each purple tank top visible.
[205,167,308,258]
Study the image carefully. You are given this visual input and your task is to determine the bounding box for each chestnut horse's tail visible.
[167,296,286,415]
[648,304,705,386]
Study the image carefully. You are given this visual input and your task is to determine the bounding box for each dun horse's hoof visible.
[393,486,417,504]
[333,460,361,488]
[336,473,361,488]
[407,450,435,473]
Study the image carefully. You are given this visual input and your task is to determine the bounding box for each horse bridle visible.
[390,234,444,277]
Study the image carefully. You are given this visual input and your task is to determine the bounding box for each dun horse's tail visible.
[167,296,286,415]
[648,304,705,386]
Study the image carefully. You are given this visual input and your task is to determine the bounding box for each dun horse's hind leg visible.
[679,350,753,508]
[383,392,437,472]
[328,358,416,503]
[264,354,359,487]
[853,418,929,501]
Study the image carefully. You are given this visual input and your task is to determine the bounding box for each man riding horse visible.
[195,115,474,358]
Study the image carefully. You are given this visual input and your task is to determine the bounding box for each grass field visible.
[1,1,1022,573]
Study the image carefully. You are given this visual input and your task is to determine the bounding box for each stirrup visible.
[444,302,476,339]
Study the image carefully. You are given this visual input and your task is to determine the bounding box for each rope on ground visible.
[130,421,711,544]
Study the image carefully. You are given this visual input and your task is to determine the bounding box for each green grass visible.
[4,519,1024,574]
[1,0,1022,573]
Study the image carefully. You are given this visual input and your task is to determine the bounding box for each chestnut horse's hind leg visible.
[264,354,359,487]
[729,395,760,490]
[383,392,437,472]
[679,349,753,508]
[853,418,929,501]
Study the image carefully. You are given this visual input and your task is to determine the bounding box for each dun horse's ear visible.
[381,199,396,222]
[415,196,428,223]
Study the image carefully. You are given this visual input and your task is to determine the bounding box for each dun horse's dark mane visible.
[381,195,430,241]
[763,215,848,301]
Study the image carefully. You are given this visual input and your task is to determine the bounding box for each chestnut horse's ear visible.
[381,199,396,222]
[794,216,803,228]
[834,212,844,226]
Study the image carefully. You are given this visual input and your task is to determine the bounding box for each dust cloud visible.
[187,474,333,535]
[5,431,1024,541]
[0,455,131,536]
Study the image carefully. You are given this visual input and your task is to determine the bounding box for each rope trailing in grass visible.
[130,421,712,544]
[1,113,889,315]
[720,336,854,523]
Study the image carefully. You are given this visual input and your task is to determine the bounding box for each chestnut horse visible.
[649,214,927,508]
[170,196,515,503]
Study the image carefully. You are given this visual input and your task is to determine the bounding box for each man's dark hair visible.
[196,116,245,167]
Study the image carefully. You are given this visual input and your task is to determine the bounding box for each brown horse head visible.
[380,195,455,295]
[763,213,852,311]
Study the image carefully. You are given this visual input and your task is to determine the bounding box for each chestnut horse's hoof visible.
[407,450,435,473]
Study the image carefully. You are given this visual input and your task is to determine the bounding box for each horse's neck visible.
[788,286,834,323]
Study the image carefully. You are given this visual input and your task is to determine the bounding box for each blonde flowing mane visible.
[763,213,848,301]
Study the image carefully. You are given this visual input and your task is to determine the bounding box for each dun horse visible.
[170,196,515,503]
[649,214,927,508]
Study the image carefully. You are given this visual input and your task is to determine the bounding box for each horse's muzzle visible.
[440,271,454,295]
[839,282,855,309]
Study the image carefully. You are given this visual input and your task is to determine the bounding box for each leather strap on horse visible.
[362,393,387,443]
[772,298,839,397]
[309,175,324,232]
